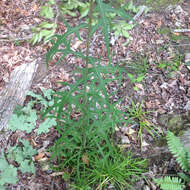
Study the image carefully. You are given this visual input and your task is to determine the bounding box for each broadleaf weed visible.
[0,140,37,189]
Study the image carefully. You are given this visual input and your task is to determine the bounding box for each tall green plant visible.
[43,0,146,188]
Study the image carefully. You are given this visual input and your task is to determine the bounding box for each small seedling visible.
[128,100,162,149]
[158,52,183,77]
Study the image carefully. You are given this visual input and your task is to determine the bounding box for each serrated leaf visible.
[20,139,37,157]
[0,165,18,185]
[19,160,35,174]
[8,147,24,163]
[8,113,36,133]
[154,176,185,190]
[0,151,9,171]
[40,6,54,19]
[0,185,5,190]
[44,30,56,42]
[79,3,90,18]
[41,88,54,100]
[37,118,57,135]
[97,0,110,57]
[39,22,56,29]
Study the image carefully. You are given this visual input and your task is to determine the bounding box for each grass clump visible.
[41,0,147,188]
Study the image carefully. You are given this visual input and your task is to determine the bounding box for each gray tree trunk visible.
[0,59,40,147]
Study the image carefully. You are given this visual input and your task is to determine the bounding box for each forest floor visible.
[0,0,190,189]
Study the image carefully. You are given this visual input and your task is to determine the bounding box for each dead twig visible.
[129,5,147,24]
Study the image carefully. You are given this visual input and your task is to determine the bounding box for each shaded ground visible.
[0,0,190,189]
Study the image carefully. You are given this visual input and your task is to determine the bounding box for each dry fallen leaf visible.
[35,152,45,162]
[72,40,83,50]
[141,140,149,147]
[82,153,89,166]
[145,101,153,109]
[50,172,65,177]
[135,83,143,90]
[30,138,38,147]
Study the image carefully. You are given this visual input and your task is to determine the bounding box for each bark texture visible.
[0,59,39,147]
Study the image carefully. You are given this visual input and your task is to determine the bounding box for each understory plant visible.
[31,0,146,45]
[8,87,56,135]
[128,100,162,149]
[154,131,190,190]
[41,0,147,188]
[31,0,57,45]
[0,140,37,190]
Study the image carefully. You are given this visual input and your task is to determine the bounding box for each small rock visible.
[143,185,150,190]
[184,101,190,111]
[185,53,190,71]
[142,140,149,147]
[121,135,130,144]
[107,184,115,189]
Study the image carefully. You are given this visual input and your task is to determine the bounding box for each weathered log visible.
[0,59,40,147]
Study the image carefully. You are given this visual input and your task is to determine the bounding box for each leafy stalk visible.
[81,0,94,149]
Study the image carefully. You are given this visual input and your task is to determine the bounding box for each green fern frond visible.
[167,131,190,172]
[154,176,185,190]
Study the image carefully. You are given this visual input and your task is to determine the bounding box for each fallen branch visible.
[129,5,148,24]
[0,35,33,42]
[172,29,190,33]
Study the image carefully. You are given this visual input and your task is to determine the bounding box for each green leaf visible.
[0,165,18,186]
[158,63,166,68]
[40,6,54,19]
[122,30,130,38]
[154,176,185,190]
[49,0,55,5]
[96,0,110,57]
[37,118,57,135]
[8,147,24,163]
[0,151,9,171]
[39,22,56,29]
[20,139,37,157]
[167,131,190,172]
[126,1,139,13]
[133,86,139,91]
[185,61,190,66]
[8,108,37,133]
[19,160,35,174]
[127,73,134,80]
[136,75,145,82]
[0,185,5,190]
[79,3,90,18]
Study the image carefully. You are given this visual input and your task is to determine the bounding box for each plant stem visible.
[81,0,94,148]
